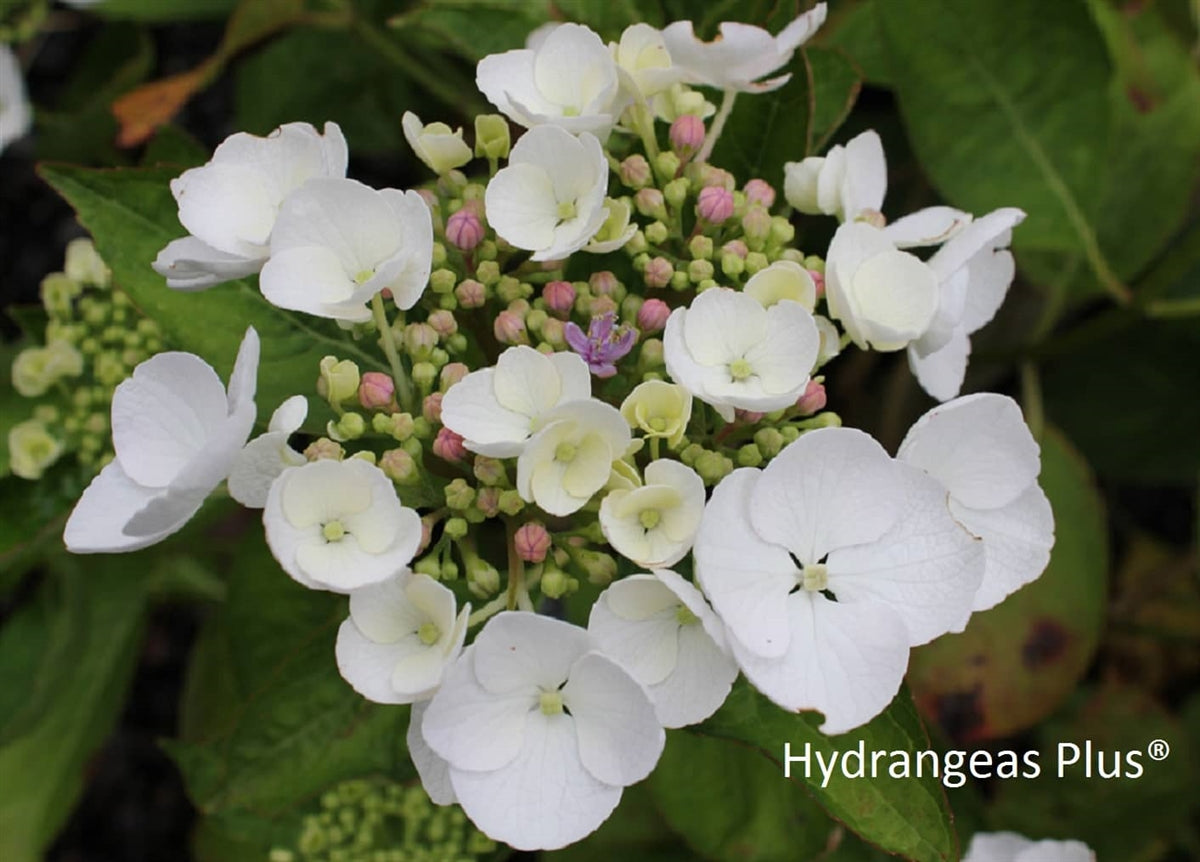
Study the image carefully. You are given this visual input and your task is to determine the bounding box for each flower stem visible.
[371,292,414,411]
[649,436,661,461]
[504,517,526,612]
[697,89,737,164]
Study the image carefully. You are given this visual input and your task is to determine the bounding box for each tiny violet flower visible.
[564,312,636,378]
[663,287,820,422]
[419,612,664,851]
[262,458,423,593]
[64,328,259,553]
[599,459,705,568]
[962,832,1095,862]
[335,573,470,704]
[693,427,984,733]
[898,393,1054,612]
[153,122,347,290]
[401,111,473,176]
[485,125,610,262]
[476,22,625,137]
[440,345,591,458]
[259,178,433,323]
[228,395,308,508]
[589,570,738,728]
[620,380,692,447]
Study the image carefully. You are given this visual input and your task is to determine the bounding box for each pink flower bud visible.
[697,186,734,224]
[619,154,652,188]
[423,391,444,423]
[445,208,485,251]
[543,280,576,318]
[432,427,467,463]
[735,409,766,424]
[743,178,776,208]
[455,278,486,308]
[514,521,552,564]
[358,371,397,411]
[588,295,617,317]
[697,165,735,190]
[304,437,344,461]
[796,379,827,415]
[403,322,439,357]
[440,362,469,390]
[809,269,825,298]
[380,447,417,483]
[634,188,667,220]
[741,205,772,241]
[417,514,437,554]
[644,256,674,288]
[722,239,749,259]
[669,114,705,159]
[427,309,458,337]
[476,486,501,517]
[493,310,528,344]
[589,271,619,296]
[637,298,671,333]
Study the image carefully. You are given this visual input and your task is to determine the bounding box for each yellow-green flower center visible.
[639,509,662,530]
[322,520,347,542]
[556,200,577,221]
[555,442,577,462]
[801,562,828,592]
[354,268,375,285]
[675,605,700,626]
[729,358,754,381]
[417,621,441,646]
[648,416,667,432]
[539,690,564,715]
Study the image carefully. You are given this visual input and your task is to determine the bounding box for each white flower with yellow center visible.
[620,380,692,447]
[516,399,631,517]
[401,111,473,175]
[611,23,682,102]
[663,287,820,422]
[744,259,818,311]
[599,460,705,568]
[263,458,422,593]
[589,570,737,728]
[336,573,470,704]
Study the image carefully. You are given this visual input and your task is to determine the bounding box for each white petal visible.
[408,701,456,804]
[652,618,738,728]
[829,463,984,645]
[268,395,308,434]
[681,288,765,366]
[693,469,796,659]
[929,207,1025,283]
[152,236,262,291]
[564,652,664,787]
[485,162,558,251]
[335,619,418,704]
[898,393,1041,510]
[440,367,533,459]
[449,713,622,852]
[476,49,540,125]
[962,831,1034,861]
[226,326,261,411]
[589,576,681,685]
[494,345,564,417]
[742,299,820,393]
[472,611,590,694]
[839,129,887,221]
[962,248,1016,335]
[269,177,401,268]
[548,351,592,402]
[953,485,1054,612]
[732,592,911,734]
[259,246,364,322]
[907,328,971,402]
[377,188,434,311]
[173,162,276,259]
[884,206,972,248]
[751,427,905,564]
[227,430,303,508]
[63,461,172,553]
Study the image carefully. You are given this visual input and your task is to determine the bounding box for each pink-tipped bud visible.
[634,188,667,220]
[403,322,439,358]
[736,409,766,424]
[697,186,735,224]
[588,295,617,317]
[304,437,344,461]
[456,278,486,309]
[637,298,671,333]
[741,206,772,241]
[358,371,397,411]
[669,115,705,159]
[743,178,776,208]
[722,239,749,259]
[476,486,501,517]
[543,280,576,318]
[619,154,652,188]
[697,164,735,190]
[514,521,552,564]
[422,392,444,423]
[427,309,458,337]
[796,379,827,416]
[493,310,528,344]
[589,271,619,296]
[416,188,439,210]
[541,317,565,346]
[380,447,417,483]
[644,256,674,289]
[440,362,469,390]
[417,514,437,555]
[445,208,485,251]
[809,269,825,298]
[432,427,467,463]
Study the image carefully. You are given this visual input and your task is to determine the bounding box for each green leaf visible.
[94,0,239,20]
[876,0,1129,303]
[908,428,1108,740]
[38,164,385,426]
[0,556,149,862]
[556,0,654,36]
[807,46,864,154]
[651,732,832,860]
[392,0,545,62]
[826,0,891,86]
[697,680,957,861]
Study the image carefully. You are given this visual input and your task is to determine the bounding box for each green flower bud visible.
[688,235,713,260]
[379,448,419,484]
[429,268,457,295]
[780,425,801,444]
[753,427,786,458]
[414,555,441,578]
[475,260,501,286]
[350,450,377,465]
[687,259,714,283]
[444,478,476,510]
[769,215,795,247]
[540,567,572,599]
[441,559,460,579]
[476,239,499,261]
[694,450,734,485]
[443,517,469,539]
[497,489,525,516]
[803,254,825,274]
[411,416,434,439]
[64,238,110,287]
[639,338,664,368]
[496,276,524,304]
[431,241,448,267]
[669,270,690,291]
[736,442,764,467]
[663,177,690,211]
[644,221,669,246]
[412,362,438,392]
[473,456,506,486]
[318,356,361,407]
[329,412,366,441]
[94,352,126,387]
[721,252,746,278]
[446,333,468,355]
[403,323,439,359]
[466,558,501,598]
[474,114,511,160]
[653,150,682,182]
[744,251,769,275]
[575,549,617,586]
[40,273,80,317]
[626,229,648,255]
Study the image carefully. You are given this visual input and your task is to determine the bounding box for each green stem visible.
[1020,361,1044,441]
[504,517,526,612]
[696,89,737,164]
[649,436,661,461]
[467,594,509,627]
[371,292,414,411]
[1144,297,1200,319]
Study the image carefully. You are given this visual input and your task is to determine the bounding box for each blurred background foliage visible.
[1,0,1198,859]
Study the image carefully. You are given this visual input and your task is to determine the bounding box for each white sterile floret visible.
[263,458,423,593]
[962,832,1095,862]
[64,328,260,553]
[419,612,665,851]
[599,459,705,568]
[0,45,32,154]
[825,221,939,352]
[661,4,827,93]
[744,260,818,311]
[589,570,738,728]
[259,177,433,323]
[663,287,820,422]
[611,23,683,101]
[485,125,610,262]
[693,427,984,733]
[517,399,632,516]
[401,111,472,175]
[336,573,470,704]
[476,22,625,136]
[153,122,347,290]
[898,393,1054,612]
[227,395,308,508]
[440,345,591,458]
[906,208,1026,401]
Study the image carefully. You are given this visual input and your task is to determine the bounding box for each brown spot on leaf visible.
[935,687,984,742]
[1022,618,1069,668]
[1125,85,1157,114]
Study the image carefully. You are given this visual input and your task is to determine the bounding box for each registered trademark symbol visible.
[1147,739,1170,761]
